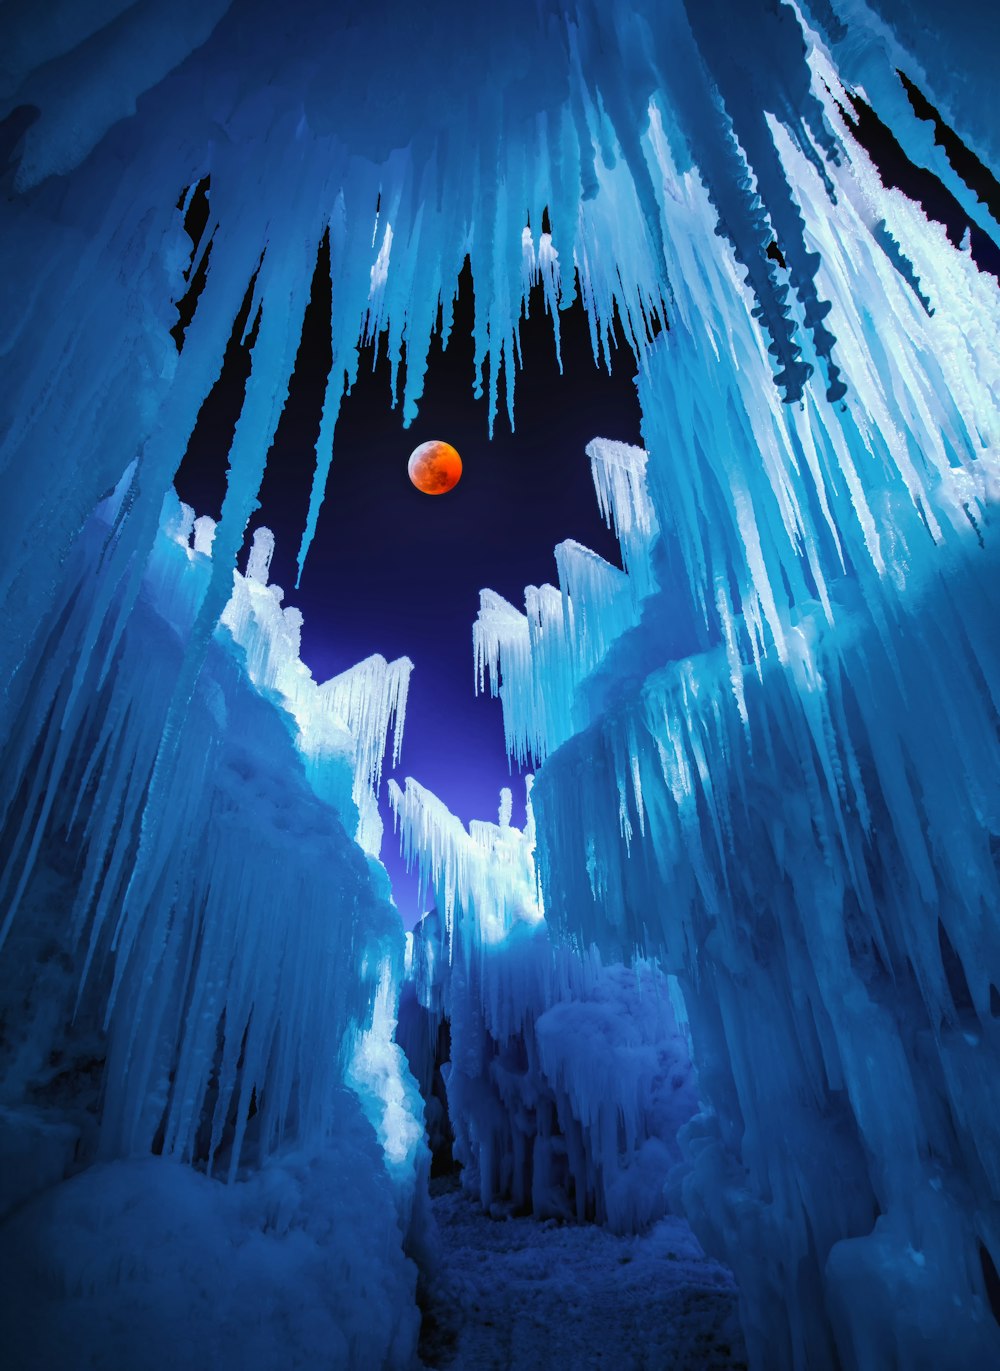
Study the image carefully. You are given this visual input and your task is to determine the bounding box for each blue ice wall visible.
[0,483,424,1364]
[0,478,411,1161]
[392,777,699,1235]
[485,125,1000,1365]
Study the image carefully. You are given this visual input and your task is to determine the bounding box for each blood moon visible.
[407,440,463,495]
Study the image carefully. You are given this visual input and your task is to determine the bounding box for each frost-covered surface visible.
[420,1179,745,1370]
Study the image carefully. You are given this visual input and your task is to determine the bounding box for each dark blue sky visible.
[176,262,644,925]
[174,79,998,927]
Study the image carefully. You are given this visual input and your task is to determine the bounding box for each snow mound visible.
[421,1180,745,1370]
[0,1095,419,1371]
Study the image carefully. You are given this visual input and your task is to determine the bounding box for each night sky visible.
[175,262,643,926]
[173,81,998,928]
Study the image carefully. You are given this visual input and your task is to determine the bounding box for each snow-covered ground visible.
[420,1179,746,1370]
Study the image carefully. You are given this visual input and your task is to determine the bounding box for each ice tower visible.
[1,2,999,1368]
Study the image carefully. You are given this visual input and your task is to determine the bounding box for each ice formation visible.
[479,369,1000,1369]
[0,487,424,1364]
[474,439,658,765]
[2,1,1000,1368]
[393,778,698,1235]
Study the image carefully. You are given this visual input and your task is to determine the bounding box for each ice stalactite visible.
[221,525,412,855]
[473,439,656,768]
[0,483,418,1172]
[389,776,543,947]
[480,77,1000,1362]
[9,0,987,696]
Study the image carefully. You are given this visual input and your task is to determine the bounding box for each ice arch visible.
[1,2,999,1368]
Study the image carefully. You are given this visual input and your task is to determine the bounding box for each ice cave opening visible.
[1,3,1000,1369]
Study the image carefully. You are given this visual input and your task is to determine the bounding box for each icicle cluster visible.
[6,0,994,717]
[586,438,658,590]
[476,38,1000,1371]
[474,439,657,767]
[0,482,414,1186]
[3,1,1000,1367]
[220,525,411,855]
[389,776,542,947]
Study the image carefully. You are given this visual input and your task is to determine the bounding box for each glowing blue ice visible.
[1,2,999,1367]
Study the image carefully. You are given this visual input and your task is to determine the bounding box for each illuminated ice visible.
[2,1,999,1367]
[393,778,699,1235]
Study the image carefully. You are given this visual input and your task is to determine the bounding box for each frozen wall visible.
[0,1105,419,1371]
[0,487,423,1367]
[392,778,698,1235]
[482,118,1000,1362]
[6,0,995,695]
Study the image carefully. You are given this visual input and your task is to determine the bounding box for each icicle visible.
[476,439,659,766]
[244,526,275,585]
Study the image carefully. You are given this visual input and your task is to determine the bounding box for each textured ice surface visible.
[221,522,411,856]
[0,487,424,1365]
[2,1,1000,1368]
[0,490,416,1174]
[470,102,1000,1361]
[485,421,1000,1364]
[474,440,656,768]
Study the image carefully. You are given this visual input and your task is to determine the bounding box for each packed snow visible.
[1,1119,419,1371]
[419,1178,745,1371]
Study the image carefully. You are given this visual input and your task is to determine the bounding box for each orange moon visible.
[407,440,462,495]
